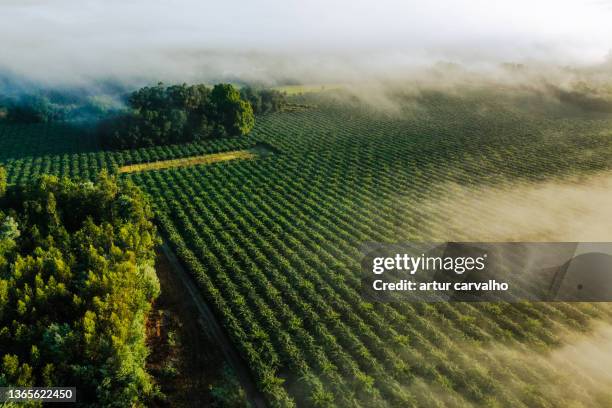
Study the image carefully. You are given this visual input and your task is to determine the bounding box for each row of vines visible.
[2,90,612,406]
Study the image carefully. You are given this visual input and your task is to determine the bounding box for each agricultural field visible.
[0,123,256,183]
[273,84,345,95]
[2,87,612,407]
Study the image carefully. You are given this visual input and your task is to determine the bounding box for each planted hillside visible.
[0,170,160,406]
[98,83,255,149]
[2,89,612,406]
[125,91,612,407]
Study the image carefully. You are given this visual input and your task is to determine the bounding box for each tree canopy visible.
[0,92,124,124]
[0,95,62,123]
[239,86,287,115]
[99,83,256,149]
[211,84,255,137]
[0,170,159,406]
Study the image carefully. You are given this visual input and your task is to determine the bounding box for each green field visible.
[2,88,612,407]
[273,84,345,95]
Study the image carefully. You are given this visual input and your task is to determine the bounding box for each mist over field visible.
[418,172,612,242]
[3,2,612,407]
[402,322,612,407]
[1,0,612,87]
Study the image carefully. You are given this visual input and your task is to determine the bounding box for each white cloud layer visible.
[1,0,611,85]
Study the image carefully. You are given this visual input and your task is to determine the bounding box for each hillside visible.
[2,87,612,406]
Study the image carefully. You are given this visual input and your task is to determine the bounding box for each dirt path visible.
[158,242,268,408]
[147,245,224,407]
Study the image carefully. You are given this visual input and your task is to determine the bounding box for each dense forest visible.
[97,84,253,149]
[98,84,285,149]
[239,86,286,115]
[0,92,122,123]
[0,94,66,123]
[0,84,287,150]
[0,169,160,406]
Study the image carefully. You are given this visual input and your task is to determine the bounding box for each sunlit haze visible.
[1,0,611,84]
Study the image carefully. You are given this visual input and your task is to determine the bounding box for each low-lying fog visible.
[2,2,612,404]
[1,0,611,88]
[417,171,612,242]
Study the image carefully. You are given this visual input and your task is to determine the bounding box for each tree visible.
[240,86,286,114]
[0,216,19,241]
[240,86,262,114]
[0,174,159,405]
[99,83,256,148]
[5,95,62,123]
[211,84,254,136]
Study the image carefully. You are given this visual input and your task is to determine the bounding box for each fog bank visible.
[1,0,612,86]
[418,172,612,242]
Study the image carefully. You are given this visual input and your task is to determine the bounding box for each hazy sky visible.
[1,0,611,85]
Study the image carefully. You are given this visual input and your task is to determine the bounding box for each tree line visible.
[0,83,287,150]
[97,83,286,149]
[0,93,123,123]
[0,94,65,123]
[239,86,286,115]
[0,169,160,406]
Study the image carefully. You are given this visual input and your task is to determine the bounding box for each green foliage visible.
[0,91,125,124]
[99,83,255,149]
[552,81,612,113]
[2,89,612,407]
[0,216,19,241]
[209,365,249,408]
[2,95,61,123]
[0,123,255,182]
[240,87,287,115]
[131,91,612,407]
[0,172,159,406]
[211,84,255,137]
